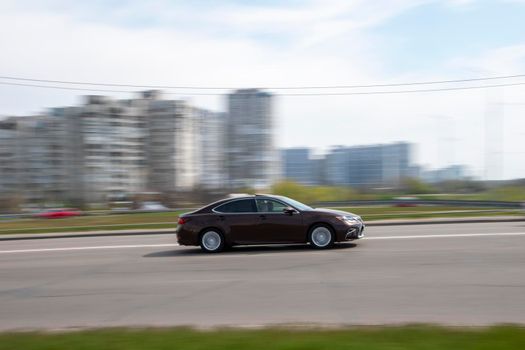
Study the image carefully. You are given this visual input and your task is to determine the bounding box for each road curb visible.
[0,217,523,241]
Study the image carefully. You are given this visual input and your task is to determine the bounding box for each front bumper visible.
[345,225,365,240]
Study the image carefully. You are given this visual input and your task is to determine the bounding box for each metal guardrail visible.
[310,199,525,208]
[0,208,193,220]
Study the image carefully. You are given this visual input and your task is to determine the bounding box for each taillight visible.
[178,217,187,225]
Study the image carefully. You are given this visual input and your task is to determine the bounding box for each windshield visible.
[275,196,313,211]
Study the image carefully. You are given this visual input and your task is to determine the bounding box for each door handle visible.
[218,215,225,221]
[259,214,266,220]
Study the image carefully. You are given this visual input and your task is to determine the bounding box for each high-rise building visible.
[145,96,197,194]
[325,142,413,187]
[15,114,73,204]
[0,118,19,198]
[0,111,81,205]
[381,142,411,185]
[421,165,468,183]
[226,89,279,189]
[0,91,223,207]
[325,146,352,186]
[280,148,315,184]
[73,96,148,203]
[193,108,227,190]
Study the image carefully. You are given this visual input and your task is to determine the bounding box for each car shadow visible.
[143,242,357,258]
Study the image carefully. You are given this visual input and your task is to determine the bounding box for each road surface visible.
[1,222,525,329]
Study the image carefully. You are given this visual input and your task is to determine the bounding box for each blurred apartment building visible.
[226,89,280,189]
[420,165,468,183]
[0,113,76,204]
[145,96,197,195]
[0,118,22,198]
[65,96,148,204]
[0,91,229,206]
[145,100,227,193]
[193,108,227,190]
[280,148,315,185]
[0,97,150,205]
[281,142,416,187]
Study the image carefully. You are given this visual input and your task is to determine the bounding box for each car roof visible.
[195,194,281,212]
[186,194,299,215]
[227,194,280,200]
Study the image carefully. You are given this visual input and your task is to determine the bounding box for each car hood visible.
[311,208,359,218]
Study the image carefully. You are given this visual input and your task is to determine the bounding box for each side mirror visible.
[283,207,297,215]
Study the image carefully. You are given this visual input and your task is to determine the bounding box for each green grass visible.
[415,187,525,202]
[1,326,525,350]
[0,206,522,235]
[0,211,182,234]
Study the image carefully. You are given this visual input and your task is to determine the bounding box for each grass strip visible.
[1,326,525,350]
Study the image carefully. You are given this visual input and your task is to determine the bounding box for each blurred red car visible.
[35,208,82,219]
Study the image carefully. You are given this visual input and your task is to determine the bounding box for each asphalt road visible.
[1,222,525,330]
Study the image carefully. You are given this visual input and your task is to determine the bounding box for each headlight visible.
[337,215,360,225]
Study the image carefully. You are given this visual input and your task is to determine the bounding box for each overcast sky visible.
[1,0,525,179]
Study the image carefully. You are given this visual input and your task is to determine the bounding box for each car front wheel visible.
[200,230,225,253]
[309,225,334,249]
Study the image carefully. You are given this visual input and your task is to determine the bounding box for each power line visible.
[1,73,525,90]
[0,81,131,94]
[278,81,525,95]
[2,80,525,96]
[0,81,222,96]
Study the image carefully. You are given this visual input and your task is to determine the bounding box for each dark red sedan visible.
[176,194,365,253]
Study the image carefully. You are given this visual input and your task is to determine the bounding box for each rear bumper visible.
[175,225,200,246]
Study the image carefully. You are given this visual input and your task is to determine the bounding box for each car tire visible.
[199,230,225,253]
[309,224,334,249]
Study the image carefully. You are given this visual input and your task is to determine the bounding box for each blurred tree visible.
[235,187,256,195]
[271,180,355,203]
[400,177,436,194]
[0,195,23,213]
[438,180,486,193]
[484,186,525,201]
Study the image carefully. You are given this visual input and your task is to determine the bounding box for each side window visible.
[214,199,257,213]
[256,199,288,213]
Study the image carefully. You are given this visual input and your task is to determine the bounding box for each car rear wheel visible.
[309,225,334,249]
[200,230,225,253]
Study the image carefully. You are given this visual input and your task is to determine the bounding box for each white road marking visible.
[367,232,525,240]
[0,243,179,254]
[1,231,525,255]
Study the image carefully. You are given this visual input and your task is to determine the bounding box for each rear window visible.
[214,199,257,213]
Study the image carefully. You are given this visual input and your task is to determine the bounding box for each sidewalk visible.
[0,216,523,241]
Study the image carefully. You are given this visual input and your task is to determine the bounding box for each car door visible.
[255,198,304,243]
[213,199,261,244]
